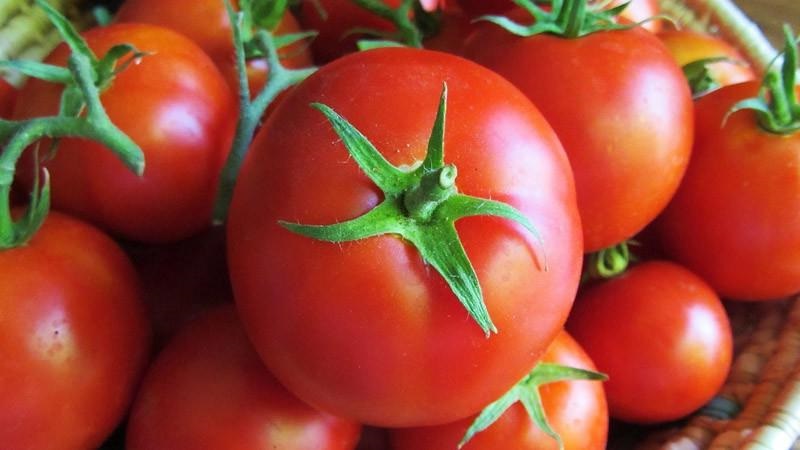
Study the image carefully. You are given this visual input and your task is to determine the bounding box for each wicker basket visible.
[1,0,798,449]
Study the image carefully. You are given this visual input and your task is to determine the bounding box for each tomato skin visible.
[296,0,403,64]
[227,47,583,427]
[0,211,150,450]
[13,23,234,243]
[0,78,16,118]
[126,305,361,450]
[115,0,311,95]
[567,261,732,423]
[463,25,693,252]
[657,82,800,300]
[658,30,756,89]
[388,331,608,450]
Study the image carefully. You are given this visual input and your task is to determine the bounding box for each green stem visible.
[212,7,317,225]
[403,165,457,222]
[350,0,423,48]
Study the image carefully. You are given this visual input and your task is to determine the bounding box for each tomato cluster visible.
[0,0,795,449]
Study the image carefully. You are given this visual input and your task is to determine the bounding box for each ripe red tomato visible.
[0,211,150,449]
[126,305,362,449]
[0,77,16,118]
[13,23,235,243]
[296,0,404,63]
[388,331,608,450]
[657,82,800,300]
[658,29,756,89]
[115,0,312,95]
[463,21,693,252]
[227,47,583,427]
[567,260,732,423]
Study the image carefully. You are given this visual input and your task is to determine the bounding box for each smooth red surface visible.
[0,78,16,118]
[13,23,235,243]
[567,261,733,423]
[464,24,693,252]
[389,331,608,450]
[0,211,150,449]
[227,47,583,427]
[126,305,362,450]
[658,82,800,300]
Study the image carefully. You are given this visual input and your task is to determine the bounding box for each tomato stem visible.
[212,2,317,225]
[350,0,424,48]
[459,361,606,449]
[0,49,143,248]
[278,84,548,336]
[581,241,631,282]
[729,26,800,135]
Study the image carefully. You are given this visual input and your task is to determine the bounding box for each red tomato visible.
[296,0,404,63]
[115,0,312,95]
[13,23,235,243]
[657,82,800,300]
[227,47,583,427]
[0,77,16,118]
[0,211,150,449]
[455,0,513,16]
[422,7,475,55]
[463,20,693,252]
[126,305,362,450]
[567,260,732,423]
[658,29,756,90]
[389,331,608,450]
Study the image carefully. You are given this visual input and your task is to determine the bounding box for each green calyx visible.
[239,0,318,59]
[480,0,634,39]
[279,84,547,337]
[459,361,607,449]
[728,25,800,135]
[581,240,631,282]
[0,0,144,249]
[683,57,733,98]
[212,0,317,224]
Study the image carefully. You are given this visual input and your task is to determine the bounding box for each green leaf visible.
[518,382,564,450]
[0,60,71,84]
[312,102,411,195]
[279,200,406,242]
[528,362,608,384]
[459,387,521,448]
[439,194,547,270]
[356,39,407,51]
[406,221,496,336]
[251,0,289,30]
[273,31,318,50]
[35,0,96,64]
[419,83,447,173]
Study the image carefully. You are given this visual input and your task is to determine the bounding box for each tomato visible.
[227,47,583,427]
[658,29,756,91]
[454,0,513,16]
[657,82,800,300]
[296,0,403,63]
[566,260,732,423]
[0,77,16,118]
[0,211,150,449]
[463,20,693,252]
[388,331,608,450]
[422,7,475,55]
[126,305,362,450]
[115,0,312,95]
[13,23,235,243]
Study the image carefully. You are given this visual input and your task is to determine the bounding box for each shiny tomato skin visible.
[126,305,361,450]
[567,261,732,423]
[463,25,693,252]
[388,331,608,450]
[115,0,311,95]
[658,30,756,89]
[296,0,404,64]
[657,82,800,300]
[0,211,150,450]
[13,23,234,243]
[227,47,583,427]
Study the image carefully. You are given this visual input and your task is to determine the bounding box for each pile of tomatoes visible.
[1,0,798,448]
